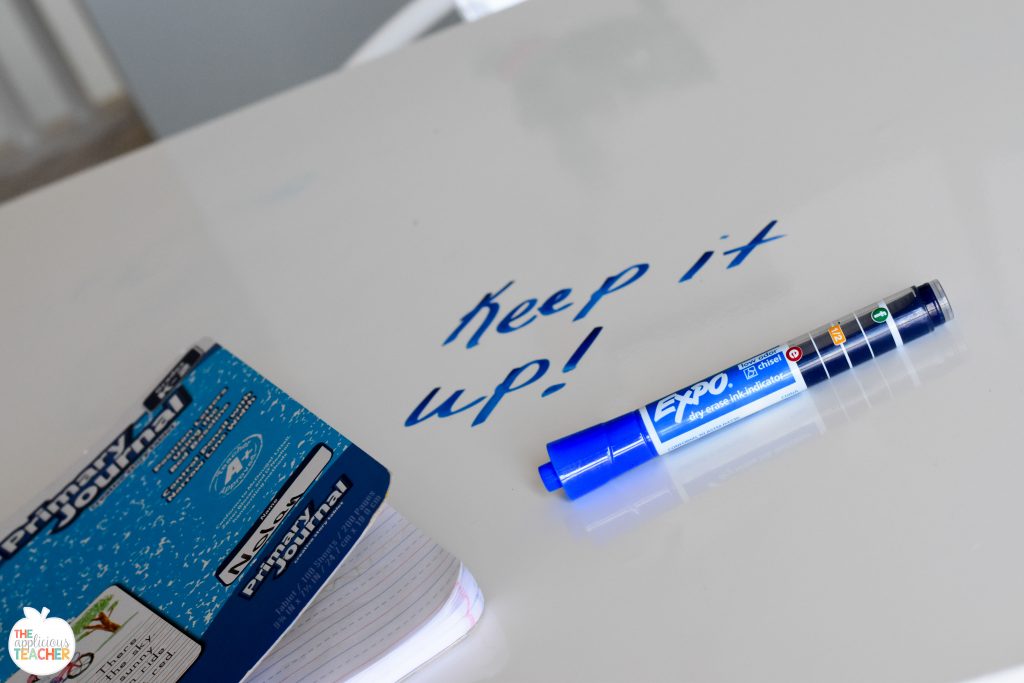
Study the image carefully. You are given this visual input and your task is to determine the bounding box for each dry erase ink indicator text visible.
[641,346,804,453]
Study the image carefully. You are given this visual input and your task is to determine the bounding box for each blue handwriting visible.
[407,220,784,428]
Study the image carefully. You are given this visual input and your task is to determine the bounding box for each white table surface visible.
[3,1,1024,681]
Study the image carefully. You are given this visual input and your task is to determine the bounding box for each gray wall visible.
[83,0,411,137]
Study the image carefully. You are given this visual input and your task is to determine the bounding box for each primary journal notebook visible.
[0,343,482,682]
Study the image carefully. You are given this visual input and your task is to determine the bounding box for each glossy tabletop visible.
[2,1,1024,680]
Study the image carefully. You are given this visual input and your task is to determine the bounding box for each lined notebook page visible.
[350,555,483,683]
[248,504,479,682]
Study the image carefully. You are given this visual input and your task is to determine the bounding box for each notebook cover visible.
[0,344,390,682]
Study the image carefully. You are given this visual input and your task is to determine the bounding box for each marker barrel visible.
[538,280,953,499]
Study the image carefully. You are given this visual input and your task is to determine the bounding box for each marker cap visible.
[923,279,954,323]
[538,411,658,499]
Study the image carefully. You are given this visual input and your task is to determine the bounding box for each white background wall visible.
[0,0,123,146]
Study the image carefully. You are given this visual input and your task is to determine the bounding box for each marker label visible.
[828,324,846,345]
[640,346,807,454]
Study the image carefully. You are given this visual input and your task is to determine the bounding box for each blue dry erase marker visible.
[538,280,953,499]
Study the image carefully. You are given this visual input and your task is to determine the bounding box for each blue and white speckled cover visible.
[0,344,390,682]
